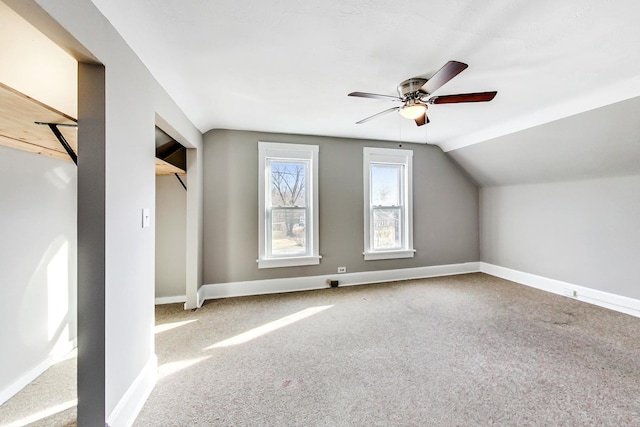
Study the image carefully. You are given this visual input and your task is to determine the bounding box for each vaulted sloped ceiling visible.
[89,0,640,153]
[84,0,640,187]
[6,0,639,186]
[448,96,640,186]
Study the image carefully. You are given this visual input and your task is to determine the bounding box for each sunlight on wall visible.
[0,2,77,117]
[45,166,74,190]
[47,241,69,358]
[5,398,77,427]
[207,305,333,349]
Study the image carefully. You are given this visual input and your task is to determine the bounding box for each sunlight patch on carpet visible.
[5,398,77,427]
[155,319,197,334]
[158,356,211,379]
[206,305,334,349]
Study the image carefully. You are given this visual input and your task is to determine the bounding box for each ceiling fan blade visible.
[420,61,468,94]
[428,91,497,104]
[414,113,429,127]
[356,106,400,124]
[349,92,401,101]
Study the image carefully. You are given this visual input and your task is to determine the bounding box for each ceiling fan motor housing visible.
[397,78,427,99]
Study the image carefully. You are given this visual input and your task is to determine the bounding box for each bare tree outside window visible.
[269,161,308,255]
[258,142,319,268]
[371,164,402,250]
[271,164,305,208]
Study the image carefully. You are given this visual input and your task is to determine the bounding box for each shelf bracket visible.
[175,173,187,191]
[35,122,78,165]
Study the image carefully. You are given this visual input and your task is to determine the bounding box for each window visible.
[363,147,415,260]
[258,142,320,268]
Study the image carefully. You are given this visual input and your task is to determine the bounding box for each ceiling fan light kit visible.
[348,60,497,127]
[399,101,427,120]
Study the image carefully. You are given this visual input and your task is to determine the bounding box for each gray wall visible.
[156,175,187,299]
[203,129,479,284]
[0,145,77,398]
[481,175,640,300]
[446,94,640,302]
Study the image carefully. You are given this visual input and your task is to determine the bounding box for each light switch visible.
[142,208,151,228]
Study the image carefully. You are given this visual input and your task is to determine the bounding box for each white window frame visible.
[363,147,415,261]
[258,141,320,269]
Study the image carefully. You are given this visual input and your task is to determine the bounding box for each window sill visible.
[363,249,416,261]
[257,255,322,269]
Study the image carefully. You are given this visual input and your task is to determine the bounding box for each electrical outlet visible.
[338,266,346,273]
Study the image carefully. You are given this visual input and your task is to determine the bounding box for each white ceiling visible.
[89,1,640,149]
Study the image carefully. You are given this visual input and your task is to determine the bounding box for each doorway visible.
[155,126,188,304]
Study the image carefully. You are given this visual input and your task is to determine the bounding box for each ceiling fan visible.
[348,61,497,126]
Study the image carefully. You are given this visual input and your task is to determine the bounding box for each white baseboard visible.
[106,354,158,427]
[198,262,640,319]
[155,295,186,305]
[0,339,77,406]
[0,357,51,406]
[199,262,481,302]
[480,262,640,318]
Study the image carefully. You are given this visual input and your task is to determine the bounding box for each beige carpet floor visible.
[0,350,76,427]
[2,273,640,426]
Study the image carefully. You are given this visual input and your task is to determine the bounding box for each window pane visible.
[269,160,307,207]
[372,207,401,250]
[270,208,307,256]
[371,164,402,206]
